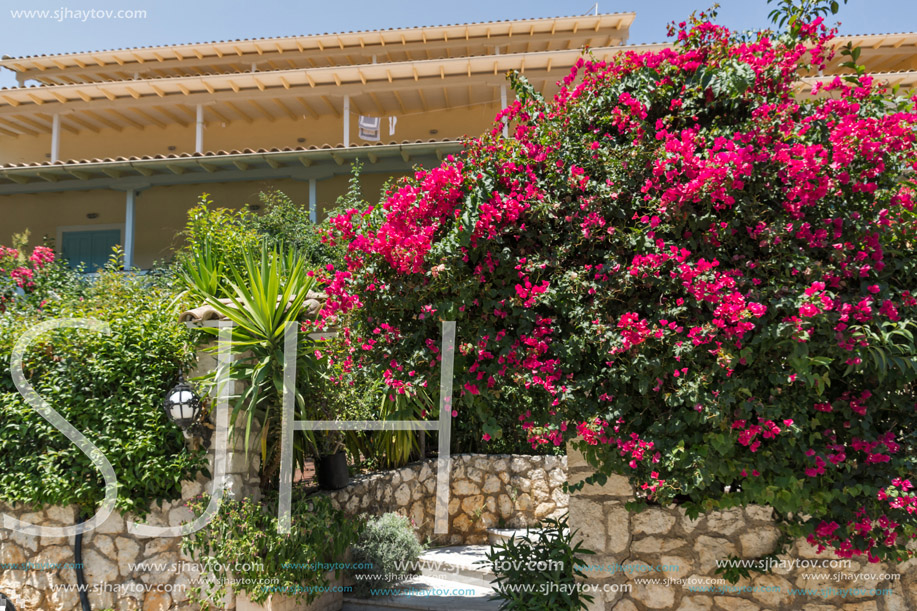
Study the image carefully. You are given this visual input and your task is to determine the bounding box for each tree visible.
[321,9,917,564]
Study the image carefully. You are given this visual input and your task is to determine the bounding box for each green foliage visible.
[0,267,206,514]
[182,241,322,487]
[174,195,261,297]
[248,189,341,268]
[485,514,594,610]
[324,5,917,564]
[350,512,424,597]
[453,395,564,456]
[182,494,362,609]
[766,0,847,33]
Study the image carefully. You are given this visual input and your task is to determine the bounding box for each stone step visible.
[486,528,538,545]
[486,527,567,546]
[416,545,494,588]
[341,575,499,611]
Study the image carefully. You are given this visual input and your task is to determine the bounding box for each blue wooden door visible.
[61,229,121,271]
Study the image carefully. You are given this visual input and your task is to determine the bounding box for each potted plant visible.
[301,385,351,490]
[315,432,349,490]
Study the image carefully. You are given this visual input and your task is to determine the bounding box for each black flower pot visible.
[317,451,350,490]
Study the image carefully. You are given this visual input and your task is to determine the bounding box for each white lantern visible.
[162,374,201,430]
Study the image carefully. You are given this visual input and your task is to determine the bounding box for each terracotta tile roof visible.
[0,138,463,170]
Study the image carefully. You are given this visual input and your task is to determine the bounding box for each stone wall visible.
[324,453,568,545]
[0,438,259,611]
[567,445,917,611]
[0,346,267,611]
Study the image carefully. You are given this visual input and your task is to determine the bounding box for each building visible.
[0,15,913,269]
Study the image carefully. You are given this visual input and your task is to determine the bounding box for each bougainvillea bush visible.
[0,234,83,311]
[321,12,917,564]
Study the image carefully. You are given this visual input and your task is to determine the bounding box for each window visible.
[60,227,121,271]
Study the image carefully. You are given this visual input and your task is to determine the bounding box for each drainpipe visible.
[74,520,92,611]
[0,591,17,611]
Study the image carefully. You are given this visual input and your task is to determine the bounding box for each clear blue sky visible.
[0,0,914,88]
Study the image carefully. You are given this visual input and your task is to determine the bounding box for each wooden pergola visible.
[0,13,635,85]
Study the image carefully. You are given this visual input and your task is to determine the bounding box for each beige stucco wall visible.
[0,102,499,166]
[0,170,399,269]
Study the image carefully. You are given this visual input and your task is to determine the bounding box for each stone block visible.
[567,443,589,469]
[534,502,556,519]
[633,508,676,535]
[180,479,205,499]
[632,581,675,609]
[605,503,631,554]
[116,537,141,572]
[677,596,713,610]
[83,547,119,583]
[569,470,633,498]
[394,483,411,506]
[739,526,780,558]
[453,480,481,496]
[712,597,759,611]
[749,574,792,608]
[453,514,472,533]
[693,536,736,573]
[9,528,39,552]
[497,494,514,518]
[142,590,172,611]
[743,505,774,522]
[482,475,502,494]
[677,507,705,534]
[168,505,196,527]
[632,536,688,555]
[92,533,116,557]
[706,508,745,537]
[569,496,606,552]
[461,495,485,515]
[660,555,694,580]
[45,506,77,526]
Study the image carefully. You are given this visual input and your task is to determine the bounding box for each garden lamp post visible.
[162,372,202,436]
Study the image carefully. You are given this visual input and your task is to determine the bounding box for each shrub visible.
[322,8,917,566]
[0,265,206,514]
[173,195,261,297]
[182,494,362,609]
[350,512,424,596]
[0,231,86,311]
[249,189,342,268]
[485,514,594,610]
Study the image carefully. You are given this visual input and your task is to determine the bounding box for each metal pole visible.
[124,190,135,270]
[343,95,350,147]
[500,85,508,138]
[51,114,60,162]
[195,104,204,154]
[308,178,317,223]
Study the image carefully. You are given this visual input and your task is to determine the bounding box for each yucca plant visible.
[372,390,430,468]
[178,239,228,299]
[182,240,320,488]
